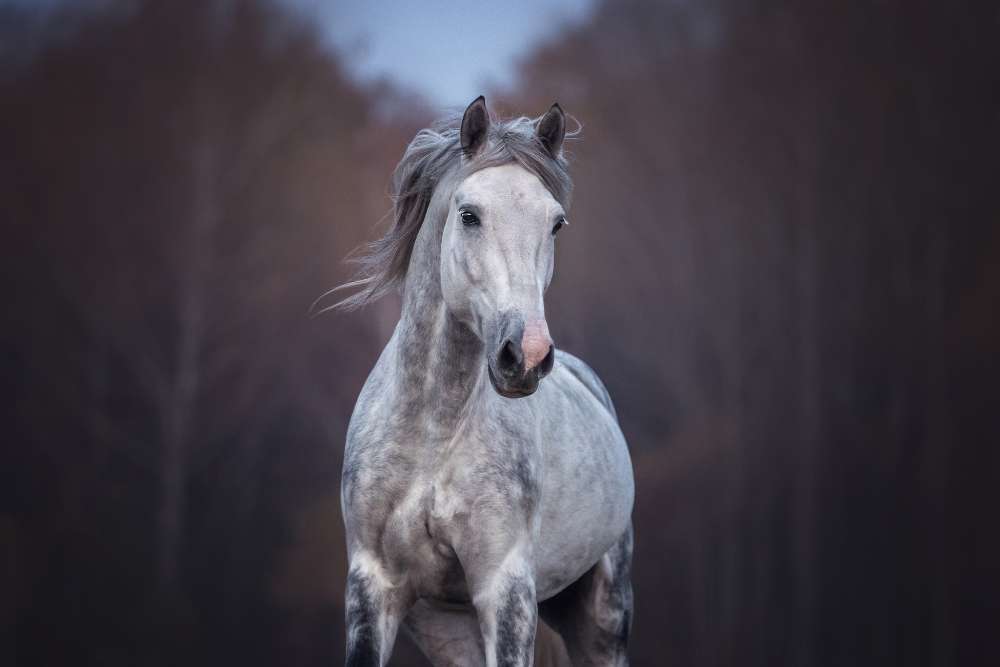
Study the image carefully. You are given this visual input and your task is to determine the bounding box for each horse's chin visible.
[487,365,538,399]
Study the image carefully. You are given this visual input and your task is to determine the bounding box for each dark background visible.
[2,1,999,665]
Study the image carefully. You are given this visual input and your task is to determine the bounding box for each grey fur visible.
[339,99,634,667]
[325,104,573,312]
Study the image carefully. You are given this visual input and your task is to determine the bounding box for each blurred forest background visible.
[2,1,999,665]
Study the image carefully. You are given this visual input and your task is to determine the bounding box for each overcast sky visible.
[284,0,595,112]
[2,0,595,111]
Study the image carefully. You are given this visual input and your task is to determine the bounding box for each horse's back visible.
[554,349,618,421]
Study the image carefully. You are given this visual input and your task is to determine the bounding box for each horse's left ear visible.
[461,96,490,157]
[536,103,566,158]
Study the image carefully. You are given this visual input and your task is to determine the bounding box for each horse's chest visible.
[377,475,473,603]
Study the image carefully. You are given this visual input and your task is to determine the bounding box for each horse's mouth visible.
[487,365,538,399]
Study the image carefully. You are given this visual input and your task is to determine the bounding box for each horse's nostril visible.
[498,339,523,371]
[538,345,555,377]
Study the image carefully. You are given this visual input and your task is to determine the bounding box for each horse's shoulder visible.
[554,349,618,421]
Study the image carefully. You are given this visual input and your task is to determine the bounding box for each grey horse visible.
[334,97,634,667]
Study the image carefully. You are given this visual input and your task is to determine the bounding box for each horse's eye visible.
[460,210,479,226]
[552,217,568,236]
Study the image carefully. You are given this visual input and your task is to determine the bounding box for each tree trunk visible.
[156,93,219,594]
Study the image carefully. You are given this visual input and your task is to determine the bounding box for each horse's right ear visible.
[536,103,566,158]
[460,96,490,157]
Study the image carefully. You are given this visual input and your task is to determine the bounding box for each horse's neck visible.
[392,206,484,432]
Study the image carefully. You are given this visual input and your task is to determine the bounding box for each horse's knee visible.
[472,568,538,667]
[345,553,410,666]
[345,568,381,665]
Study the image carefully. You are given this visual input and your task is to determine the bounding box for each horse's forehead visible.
[457,164,553,207]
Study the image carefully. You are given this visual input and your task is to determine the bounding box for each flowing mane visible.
[324,110,576,311]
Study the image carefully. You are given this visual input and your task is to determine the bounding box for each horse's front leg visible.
[344,551,412,667]
[469,550,539,667]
